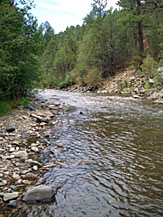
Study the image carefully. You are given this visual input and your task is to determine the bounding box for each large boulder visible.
[23,185,55,204]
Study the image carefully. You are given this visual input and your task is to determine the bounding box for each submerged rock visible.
[23,185,55,203]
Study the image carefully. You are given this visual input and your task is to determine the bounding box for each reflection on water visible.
[21,90,163,216]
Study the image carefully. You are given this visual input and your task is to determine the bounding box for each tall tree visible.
[0,0,41,99]
[91,0,107,18]
[117,0,144,58]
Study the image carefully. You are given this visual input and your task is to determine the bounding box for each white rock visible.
[13,173,21,180]
[33,165,38,171]
[14,151,28,159]
[3,192,19,202]
[31,147,39,152]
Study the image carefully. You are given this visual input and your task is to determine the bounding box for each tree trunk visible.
[137,21,144,54]
[136,0,144,55]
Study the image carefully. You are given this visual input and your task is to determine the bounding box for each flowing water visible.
[22,90,163,216]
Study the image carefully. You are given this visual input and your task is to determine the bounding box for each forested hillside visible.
[39,0,163,88]
[0,0,162,100]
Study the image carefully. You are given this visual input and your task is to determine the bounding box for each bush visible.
[59,72,76,88]
[141,55,158,77]
[86,67,102,87]
[41,73,58,88]
[0,101,12,117]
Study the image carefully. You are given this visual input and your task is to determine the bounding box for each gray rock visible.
[3,192,19,202]
[24,104,36,111]
[22,173,37,180]
[25,159,42,168]
[8,200,18,208]
[23,185,55,203]
[6,124,15,133]
[11,186,19,191]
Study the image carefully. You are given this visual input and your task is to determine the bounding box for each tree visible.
[0,0,41,99]
[117,0,144,58]
[39,21,55,47]
[91,0,107,18]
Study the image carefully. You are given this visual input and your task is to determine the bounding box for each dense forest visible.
[0,0,163,101]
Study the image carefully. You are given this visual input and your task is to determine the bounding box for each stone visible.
[3,192,19,202]
[6,155,15,160]
[158,67,163,73]
[10,186,18,191]
[25,159,42,168]
[22,173,37,181]
[24,104,36,111]
[13,173,21,180]
[9,147,15,153]
[23,185,55,203]
[8,200,18,208]
[6,124,15,133]
[0,180,7,186]
[31,147,39,152]
[33,165,38,171]
[14,151,28,159]
[149,79,155,84]
[153,99,163,105]
[0,148,4,154]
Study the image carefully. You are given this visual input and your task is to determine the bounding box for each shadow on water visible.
[13,90,163,217]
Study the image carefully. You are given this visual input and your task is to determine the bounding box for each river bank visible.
[0,97,65,216]
[66,68,163,105]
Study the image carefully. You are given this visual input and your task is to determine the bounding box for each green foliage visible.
[86,67,102,87]
[18,97,29,106]
[0,101,12,117]
[141,55,158,77]
[0,1,41,100]
[59,72,76,88]
[144,81,151,90]
[37,0,163,89]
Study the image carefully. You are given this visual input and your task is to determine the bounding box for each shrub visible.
[0,102,12,117]
[144,81,151,89]
[86,67,102,87]
[141,55,158,78]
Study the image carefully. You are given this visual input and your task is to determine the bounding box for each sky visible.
[31,0,118,33]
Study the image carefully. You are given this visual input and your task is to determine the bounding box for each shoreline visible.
[0,96,65,214]
[65,69,163,105]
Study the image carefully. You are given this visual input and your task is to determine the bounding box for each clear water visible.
[14,90,163,216]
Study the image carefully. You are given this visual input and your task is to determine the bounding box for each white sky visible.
[31,0,118,33]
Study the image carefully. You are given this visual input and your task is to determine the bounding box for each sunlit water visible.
[19,90,163,216]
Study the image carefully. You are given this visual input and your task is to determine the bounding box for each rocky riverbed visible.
[66,69,163,105]
[0,97,66,215]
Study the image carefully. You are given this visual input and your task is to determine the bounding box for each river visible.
[20,90,163,216]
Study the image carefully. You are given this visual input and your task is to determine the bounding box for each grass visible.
[0,97,30,117]
[0,101,12,117]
